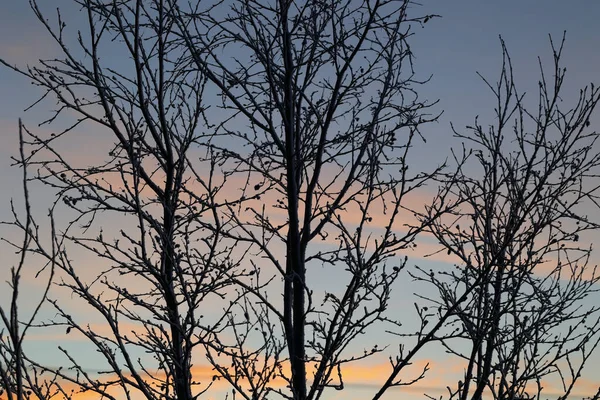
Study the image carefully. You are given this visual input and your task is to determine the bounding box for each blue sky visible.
[1,1,600,399]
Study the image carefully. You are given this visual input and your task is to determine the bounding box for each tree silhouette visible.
[416,36,600,400]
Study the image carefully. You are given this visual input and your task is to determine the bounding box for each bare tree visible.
[1,1,454,399]
[170,1,466,399]
[416,37,600,400]
[2,1,237,399]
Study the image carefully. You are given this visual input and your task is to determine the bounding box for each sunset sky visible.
[1,1,600,399]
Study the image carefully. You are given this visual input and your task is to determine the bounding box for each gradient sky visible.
[1,1,600,400]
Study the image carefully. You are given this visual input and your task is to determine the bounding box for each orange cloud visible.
[2,354,599,400]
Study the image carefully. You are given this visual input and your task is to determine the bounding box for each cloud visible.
[2,353,599,400]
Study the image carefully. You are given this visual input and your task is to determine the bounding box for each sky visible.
[1,1,600,400]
